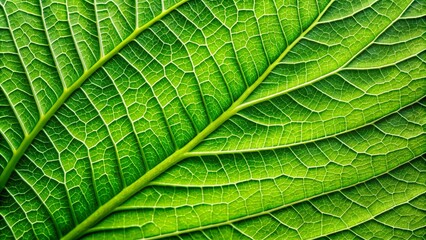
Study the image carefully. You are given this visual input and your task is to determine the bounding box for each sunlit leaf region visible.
[0,0,425,239]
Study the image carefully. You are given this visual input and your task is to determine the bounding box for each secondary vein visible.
[0,0,190,192]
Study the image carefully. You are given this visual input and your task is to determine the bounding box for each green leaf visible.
[0,0,425,239]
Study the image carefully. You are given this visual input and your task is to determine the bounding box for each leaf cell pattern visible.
[0,0,425,239]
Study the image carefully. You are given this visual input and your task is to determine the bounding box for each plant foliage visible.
[0,0,425,239]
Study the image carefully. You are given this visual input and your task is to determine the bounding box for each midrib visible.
[61,1,336,239]
[1,0,334,239]
[0,0,189,191]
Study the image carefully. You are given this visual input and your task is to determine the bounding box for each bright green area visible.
[0,0,425,239]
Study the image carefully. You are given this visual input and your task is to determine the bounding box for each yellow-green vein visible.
[0,0,190,192]
[61,1,336,239]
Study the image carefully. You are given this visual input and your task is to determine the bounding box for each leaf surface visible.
[0,0,425,239]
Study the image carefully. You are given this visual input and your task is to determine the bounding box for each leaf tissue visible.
[0,0,425,239]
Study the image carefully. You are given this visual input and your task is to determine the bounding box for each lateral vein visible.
[0,0,190,192]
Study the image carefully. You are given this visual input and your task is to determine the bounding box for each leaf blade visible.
[0,0,425,239]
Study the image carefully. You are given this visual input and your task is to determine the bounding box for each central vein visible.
[61,1,335,239]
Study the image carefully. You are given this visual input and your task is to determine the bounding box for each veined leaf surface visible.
[0,0,425,239]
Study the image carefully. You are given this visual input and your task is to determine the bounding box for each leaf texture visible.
[0,0,425,239]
